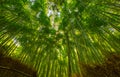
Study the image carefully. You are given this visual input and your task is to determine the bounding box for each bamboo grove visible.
[0,0,120,77]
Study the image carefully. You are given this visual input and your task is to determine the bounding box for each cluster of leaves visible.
[0,0,120,77]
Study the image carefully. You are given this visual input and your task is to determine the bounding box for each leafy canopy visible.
[0,0,120,77]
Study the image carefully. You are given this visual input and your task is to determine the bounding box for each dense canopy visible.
[0,0,120,77]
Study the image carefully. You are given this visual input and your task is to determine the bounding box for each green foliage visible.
[0,0,120,77]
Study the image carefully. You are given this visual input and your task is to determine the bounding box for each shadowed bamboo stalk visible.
[65,31,72,77]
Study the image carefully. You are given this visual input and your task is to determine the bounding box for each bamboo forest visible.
[0,0,120,77]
